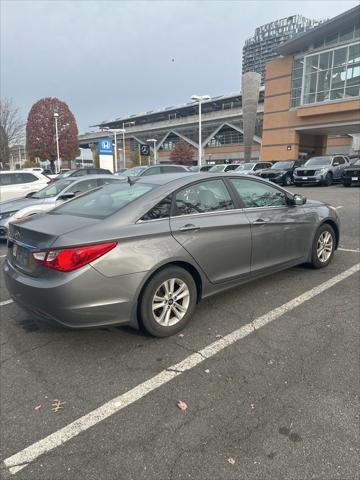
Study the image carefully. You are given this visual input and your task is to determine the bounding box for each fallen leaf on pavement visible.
[228,457,236,465]
[205,369,210,373]
[34,405,42,411]
[178,333,184,338]
[215,334,223,339]
[177,400,188,411]
[51,399,66,413]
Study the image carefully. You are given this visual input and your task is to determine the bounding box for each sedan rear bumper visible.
[4,259,145,329]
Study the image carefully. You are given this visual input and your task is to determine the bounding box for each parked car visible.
[342,158,360,187]
[255,160,303,186]
[0,175,122,239]
[54,168,112,181]
[4,173,339,337]
[294,155,350,186]
[208,164,239,173]
[234,162,273,175]
[118,164,189,176]
[187,165,213,172]
[0,170,50,202]
[114,168,128,175]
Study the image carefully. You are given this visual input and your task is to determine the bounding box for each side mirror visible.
[58,192,76,201]
[291,194,306,206]
[25,192,36,198]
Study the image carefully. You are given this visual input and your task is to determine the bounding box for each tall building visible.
[242,15,322,83]
[261,6,360,161]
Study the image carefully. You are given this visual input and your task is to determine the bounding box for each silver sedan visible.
[4,173,340,337]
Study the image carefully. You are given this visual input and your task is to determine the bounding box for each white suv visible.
[0,171,50,201]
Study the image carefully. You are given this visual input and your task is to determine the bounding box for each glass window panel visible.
[292,77,302,89]
[293,67,303,79]
[355,24,360,39]
[325,33,338,46]
[330,89,345,100]
[348,43,360,63]
[293,58,304,70]
[345,86,360,97]
[345,63,360,85]
[319,52,330,70]
[174,180,234,215]
[303,93,315,104]
[229,179,287,208]
[339,26,354,43]
[333,47,347,67]
[305,55,319,73]
[331,66,346,90]
[291,87,302,98]
[317,70,331,91]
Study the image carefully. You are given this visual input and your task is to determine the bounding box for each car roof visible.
[0,170,44,174]
[64,174,121,182]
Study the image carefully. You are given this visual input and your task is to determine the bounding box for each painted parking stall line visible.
[0,299,13,307]
[338,248,360,253]
[3,262,360,475]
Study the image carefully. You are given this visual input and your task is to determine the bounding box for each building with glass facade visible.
[242,15,322,84]
[261,6,360,161]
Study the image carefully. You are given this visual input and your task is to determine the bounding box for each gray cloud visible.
[1,0,357,132]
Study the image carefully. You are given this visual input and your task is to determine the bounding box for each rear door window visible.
[174,179,234,216]
[142,166,161,176]
[15,173,38,184]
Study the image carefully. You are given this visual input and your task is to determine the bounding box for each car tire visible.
[343,181,351,187]
[310,224,336,269]
[323,172,333,186]
[283,174,292,186]
[139,266,197,337]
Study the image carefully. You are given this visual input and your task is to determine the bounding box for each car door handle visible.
[179,224,200,232]
[253,218,271,225]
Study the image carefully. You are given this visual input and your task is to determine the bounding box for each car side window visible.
[337,157,345,165]
[224,164,238,171]
[230,179,287,208]
[16,173,38,184]
[71,179,99,195]
[0,174,13,186]
[141,195,173,221]
[161,166,183,173]
[72,170,85,177]
[174,179,234,216]
[142,166,161,176]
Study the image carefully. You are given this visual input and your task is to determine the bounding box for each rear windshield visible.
[32,179,74,198]
[53,182,154,219]
[271,161,294,169]
[305,157,331,166]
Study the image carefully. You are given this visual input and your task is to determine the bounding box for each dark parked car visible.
[117,165,189,176]
[255,160,303,186]
[4,173,339,337]
[54,168,112,181]
[342,158,360,187]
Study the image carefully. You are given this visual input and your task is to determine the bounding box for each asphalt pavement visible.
[0,184,359,480]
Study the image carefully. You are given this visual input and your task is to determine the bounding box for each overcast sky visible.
[1,0,358,133]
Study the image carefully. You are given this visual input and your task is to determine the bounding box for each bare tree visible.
[0,98,25,163]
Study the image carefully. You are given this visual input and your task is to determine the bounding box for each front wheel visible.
[323,173,333,186]
[310,224,336,269]
[342,181,351,187]
[139,266,197,337]
[283,174,292,186]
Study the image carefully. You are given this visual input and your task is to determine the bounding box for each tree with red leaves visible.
[26,97,79,170]
[169,140,195,166]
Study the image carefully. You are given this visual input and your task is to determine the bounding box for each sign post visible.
[98,138,114,172]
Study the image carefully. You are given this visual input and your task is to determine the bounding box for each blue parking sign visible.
[98,138,113,155]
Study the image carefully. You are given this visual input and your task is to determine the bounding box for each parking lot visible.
[0,184,359,480]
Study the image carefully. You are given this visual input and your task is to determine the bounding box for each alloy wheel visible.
[316,231,333,263]
[152,278,190,327]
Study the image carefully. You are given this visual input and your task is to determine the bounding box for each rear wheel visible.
[323,172,333,186]
[139,266,197,337]
[310,224,335,269]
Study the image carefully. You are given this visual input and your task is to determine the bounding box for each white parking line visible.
[3,262,360,475]
[338,248,360,253]
[0,299,13,307]
[0,254,6,258]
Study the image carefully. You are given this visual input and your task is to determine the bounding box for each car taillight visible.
[32,242,117,272]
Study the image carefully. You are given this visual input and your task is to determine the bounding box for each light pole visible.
[147,139,157,164]
[53,112,60,173]
[122,121,135,168]
[191,95,210,167]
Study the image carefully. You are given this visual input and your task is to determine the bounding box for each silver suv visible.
[294,155,350,186]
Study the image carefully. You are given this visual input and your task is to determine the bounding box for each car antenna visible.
[127,176,138,186]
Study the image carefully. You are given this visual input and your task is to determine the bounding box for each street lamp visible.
[147,139,157,164]
[53,112,60,173]
[191,94,210,167]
